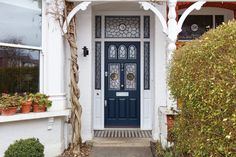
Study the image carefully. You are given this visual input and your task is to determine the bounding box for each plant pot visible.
[0,108,2,115]
[2,107,17,116]
[21,101,32,113]
[33,104,46,112]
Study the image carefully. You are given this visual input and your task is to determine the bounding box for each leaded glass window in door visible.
[108,45,117,59]
[105,16,140,38]
[95,16,102,38]
[95,42,101,89]
[128,45,137,59]
[118,45,127,59]
[108,63,120,90]
[144,16,150,38]
[125,63,137,90]
[144,42,150,90]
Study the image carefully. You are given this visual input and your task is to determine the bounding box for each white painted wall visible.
[0,117,66,157]
[76,6,93,142]
[152,3,168,141]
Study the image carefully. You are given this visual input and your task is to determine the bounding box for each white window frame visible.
[0,0,45,93]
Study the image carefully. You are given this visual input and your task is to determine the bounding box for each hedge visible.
[168,21,236,156]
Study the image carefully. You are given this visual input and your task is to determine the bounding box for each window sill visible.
[0,110,70,123]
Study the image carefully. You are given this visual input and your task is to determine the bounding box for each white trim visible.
[139,2,167,34]
[0,110,70,123]
[92,9,154,130]
[63,2,91,33]
[0,42,42,51]
[177,1,206,34]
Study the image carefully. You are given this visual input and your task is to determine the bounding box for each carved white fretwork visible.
[140,0,206,60]
[140,0,206,109]
[63,2,91,33]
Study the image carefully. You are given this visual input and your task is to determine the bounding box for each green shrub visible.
[4,138,44,157]
[169,21,236,156]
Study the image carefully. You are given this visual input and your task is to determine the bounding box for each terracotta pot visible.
[33,103,46,112]
[21,101,32,113]
[2,107,17,116]
[0,108,2,115]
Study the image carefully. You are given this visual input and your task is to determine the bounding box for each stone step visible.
[92,137,151,147]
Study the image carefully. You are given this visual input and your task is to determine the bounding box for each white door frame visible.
[93,10,155,130]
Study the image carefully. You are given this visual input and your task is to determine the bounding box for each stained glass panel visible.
[144,16,150,38]
[108,45,117,59]
[144,42,150,90]
[95,16,102,38]
[179,15,213,40]
[95,42,101,89]
[108,63,120,90]
[105,16,140,38]
[125,63,136,90]
[118,45,127,59]
[128,45,137,59]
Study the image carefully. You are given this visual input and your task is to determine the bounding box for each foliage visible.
[0,93,21,109]
[20,93,32,104]
[29,93,52,108]
[4,138,44,157]
[168,21,236,156]
[0,67,39,94]
[155,142,175,157]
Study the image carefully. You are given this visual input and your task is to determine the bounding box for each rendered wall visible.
[76,6,93,142]
[0,117,66,157]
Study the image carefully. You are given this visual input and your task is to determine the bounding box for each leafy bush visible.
[4,138,44,157]
[169,21,236,156]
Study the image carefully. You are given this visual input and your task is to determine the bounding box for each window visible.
[179,15,224,40]
[0,0,42,94]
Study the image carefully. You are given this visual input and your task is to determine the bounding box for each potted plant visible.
[30,93,52,112]
[0,93,20,116]
[20,93,32,113]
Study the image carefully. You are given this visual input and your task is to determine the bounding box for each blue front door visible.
[105,42,140,127]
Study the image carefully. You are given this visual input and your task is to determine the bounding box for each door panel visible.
[105,42,140,127]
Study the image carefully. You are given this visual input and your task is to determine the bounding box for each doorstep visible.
[0,110,70,123]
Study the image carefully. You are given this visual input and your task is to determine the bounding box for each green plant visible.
[169,21,236,156]
[155,142,175,157]
[0,93,21,109]
[30,93,52,108]
[4,138,44,157]
[20,93,32,103]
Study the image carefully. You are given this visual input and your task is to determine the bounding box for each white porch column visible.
[44,0,66,111]
[166,0,178,110]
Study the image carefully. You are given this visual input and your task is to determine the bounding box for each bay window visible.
[0,0,42,94]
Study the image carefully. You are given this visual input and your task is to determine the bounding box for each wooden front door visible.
[104,42,140,127]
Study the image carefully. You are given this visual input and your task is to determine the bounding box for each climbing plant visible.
[47,0,82,156]
[169,21,236,156]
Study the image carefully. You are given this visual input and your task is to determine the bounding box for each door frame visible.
[93,10,154,130]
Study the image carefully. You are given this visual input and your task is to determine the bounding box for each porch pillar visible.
[166,0,178,110]
[44,0,67,111]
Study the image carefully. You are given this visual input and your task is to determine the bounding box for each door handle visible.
[104,100,107,107]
